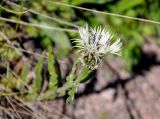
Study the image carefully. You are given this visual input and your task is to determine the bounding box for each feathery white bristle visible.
[73,23,123,69]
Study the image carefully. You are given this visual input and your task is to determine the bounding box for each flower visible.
[74,24,123,70]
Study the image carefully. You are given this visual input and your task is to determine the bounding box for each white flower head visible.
[74,24,123,70]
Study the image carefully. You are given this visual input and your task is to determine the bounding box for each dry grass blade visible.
[0,31,47,58]
[6,96,22,119]
[0,62,29,89]
[0,33,69,65]
[4,0,79,28]
[0,17,78,32]
[50,1,160,25]
[38,101,71,119]
[0,106,14,119]
[3,43,48,59]
[10,96,43,119]
[0,96,44,119]
[0,105,36,117]
[0,31,10,43]
[0,5,29,15]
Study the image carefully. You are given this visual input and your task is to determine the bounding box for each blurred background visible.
[0,0,160,119]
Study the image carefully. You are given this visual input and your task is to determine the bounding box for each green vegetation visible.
[0,0,160,103]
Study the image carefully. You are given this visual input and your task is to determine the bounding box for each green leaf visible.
[113,0,144,12]
[66,62,77,83]
[38,22,71,57]
[76,67,94,83]
[20,64,29,84]
[52,31,71,57]
[65,66,94,103]
[48,50,58,91]
[42,49,63,99]
[29,56,44,99]
[2,72,20,90]
[66,84,77,103]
